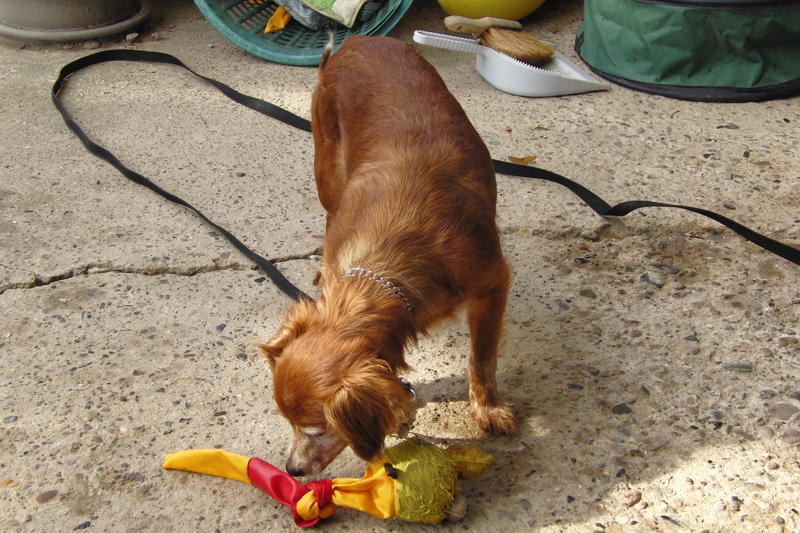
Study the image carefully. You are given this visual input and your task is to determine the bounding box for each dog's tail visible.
[319,30,335,70]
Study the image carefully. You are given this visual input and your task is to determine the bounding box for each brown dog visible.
[260,35,515,477]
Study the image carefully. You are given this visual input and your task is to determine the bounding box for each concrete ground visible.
[1,0,798,531]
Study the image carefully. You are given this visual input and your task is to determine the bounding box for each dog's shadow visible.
[391,340,769,531]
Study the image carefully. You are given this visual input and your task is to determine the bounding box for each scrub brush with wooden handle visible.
[444,15,554,66]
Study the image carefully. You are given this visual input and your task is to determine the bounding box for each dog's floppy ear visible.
[257,326,294,368]
[324,359,409,460]
[257,300,313,367]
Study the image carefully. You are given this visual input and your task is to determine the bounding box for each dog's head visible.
[259,301,416,476]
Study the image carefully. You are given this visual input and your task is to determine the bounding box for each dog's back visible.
[313,36,505,317]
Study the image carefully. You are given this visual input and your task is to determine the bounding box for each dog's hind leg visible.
[311,91,346,221]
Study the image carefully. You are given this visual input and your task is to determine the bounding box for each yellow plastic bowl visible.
[436,0,545,20]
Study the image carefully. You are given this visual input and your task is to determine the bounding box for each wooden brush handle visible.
[443,15,522,35]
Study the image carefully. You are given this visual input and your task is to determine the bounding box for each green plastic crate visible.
[194,0,414,66]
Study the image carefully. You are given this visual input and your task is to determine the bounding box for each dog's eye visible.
[300,427,326,438]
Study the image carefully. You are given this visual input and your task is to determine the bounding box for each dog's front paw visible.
[472,403,517,436]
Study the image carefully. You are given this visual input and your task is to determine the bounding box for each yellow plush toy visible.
[163,437,492,527]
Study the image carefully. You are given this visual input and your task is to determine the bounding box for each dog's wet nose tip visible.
[286,466,305,477]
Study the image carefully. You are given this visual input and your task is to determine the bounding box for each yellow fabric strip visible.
[294,493,337,522]
[163,449,251,485]
[295,461,397,521]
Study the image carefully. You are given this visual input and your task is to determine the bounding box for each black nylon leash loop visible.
[52,49,799,304]
[52,49,311,301]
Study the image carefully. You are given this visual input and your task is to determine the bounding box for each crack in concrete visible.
[0,250,321,294]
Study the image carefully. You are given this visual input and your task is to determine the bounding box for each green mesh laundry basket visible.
[194,0,414,66]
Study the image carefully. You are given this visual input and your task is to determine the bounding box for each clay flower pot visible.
[0,0,151,42]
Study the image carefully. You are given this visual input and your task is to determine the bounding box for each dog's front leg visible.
[466,280,517,436]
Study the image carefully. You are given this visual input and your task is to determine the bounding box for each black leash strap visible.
[52,50,799,303]
[492,160,800,266]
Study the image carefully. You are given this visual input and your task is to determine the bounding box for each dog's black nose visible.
[286,466,305,477]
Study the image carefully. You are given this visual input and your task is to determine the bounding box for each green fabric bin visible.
[576,0,800,102]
